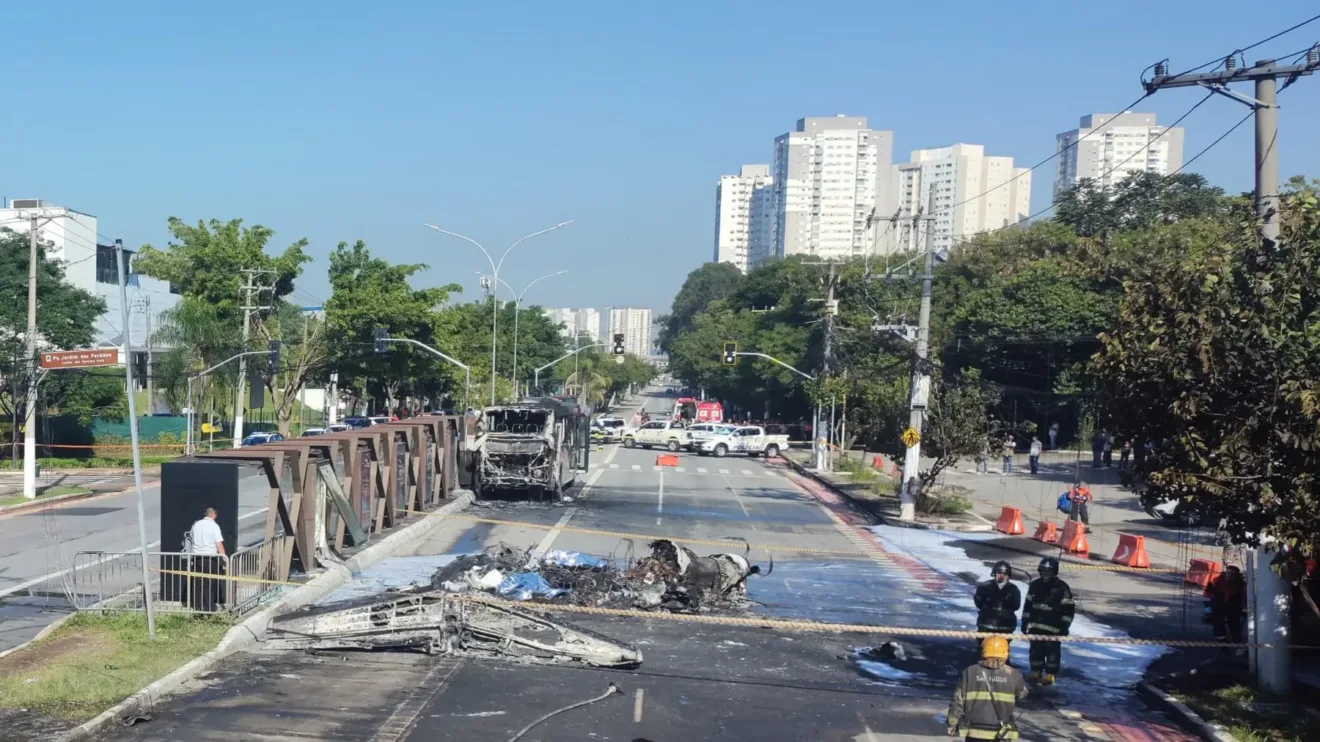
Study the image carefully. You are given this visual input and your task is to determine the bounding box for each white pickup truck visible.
[696,425,788,458]
[622,419,688,451]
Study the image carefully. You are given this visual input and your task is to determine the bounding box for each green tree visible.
[658,262,744,353]
[1092,190,1320,552]
[922,369,997,486]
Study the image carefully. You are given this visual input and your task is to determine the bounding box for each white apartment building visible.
[0,199,180,392]
[713,164,774,271]
[1053,113,1184,200]
[545,308,601,345]
[608,307,653,357]
[771,115,893,260]
[890,144,1031,255]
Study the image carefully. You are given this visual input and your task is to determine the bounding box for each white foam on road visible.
[867,525,1165,691]
[320,553,464,604]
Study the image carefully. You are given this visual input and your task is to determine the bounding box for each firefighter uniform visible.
[1022,557,1075,683]
[974,567,1021,634]
[947,636,1028,739]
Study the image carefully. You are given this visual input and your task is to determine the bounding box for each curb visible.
[781,455,993,533]
[1137,680,1240,742]
[0,490,100,516]
[0,611,78,663]
[60,490,475,742]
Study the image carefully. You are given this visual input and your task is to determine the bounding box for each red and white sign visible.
[39,348,119,369]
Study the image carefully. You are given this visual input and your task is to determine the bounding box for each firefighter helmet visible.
[981,635,1010,660]
[1038,556,1059,578]
[991,560,1012,577]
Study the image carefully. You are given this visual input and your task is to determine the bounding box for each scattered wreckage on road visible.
[472,398,589,500]
[267,538,771,668]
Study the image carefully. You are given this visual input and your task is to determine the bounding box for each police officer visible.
[1021,556,1075,685]
[947,635,1027,739]
[974,561,1021,651]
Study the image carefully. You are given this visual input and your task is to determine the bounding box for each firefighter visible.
[1021,556,1075,685]
[974,561,1021,653]
[947,635,1027,739]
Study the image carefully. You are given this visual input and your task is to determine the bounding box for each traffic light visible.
[373,328,388,353]
[267,340,281,368]
[612,333,625,355]
[722,342,737,366]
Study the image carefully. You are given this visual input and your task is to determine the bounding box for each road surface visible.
[96,389,1197,741]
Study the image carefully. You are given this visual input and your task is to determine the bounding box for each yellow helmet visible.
[981,636,1010,660]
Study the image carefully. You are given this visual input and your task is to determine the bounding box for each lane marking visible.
[609,464,618,469]
[369,657,464,742]
[656,470,665,525]
[697,468,708,474]
[652,466,661,472]
[741,469,753,476]
[0,506,269,599]
[633,687,645,723]
[719,468,730,475]
[533,508,578,556]
[631,465,641,471]
[676,467,686,472]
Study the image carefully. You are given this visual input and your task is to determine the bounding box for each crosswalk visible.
[589,462,783,479]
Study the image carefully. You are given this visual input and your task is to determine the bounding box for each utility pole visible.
[898,192,938,521]
[233,269,275,449]
[804,261,840,470]
[21,212,65,500]
[140,297,153,415]
[1143,47,1318,697]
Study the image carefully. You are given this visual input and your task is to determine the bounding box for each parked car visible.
[303,428,326,437]
[369,416,391,426]
[326,423,349,433]
[241,431,285,446]
[591,417,629,443]
[696,426,787,458]
[343,417,372,429]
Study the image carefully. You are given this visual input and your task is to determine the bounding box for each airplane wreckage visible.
[268,539,771,669]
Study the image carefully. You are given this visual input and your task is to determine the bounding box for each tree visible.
[658,262,744,353]
[259,303,329,435]
[1092,191,1320,553]
[922,369,997,487]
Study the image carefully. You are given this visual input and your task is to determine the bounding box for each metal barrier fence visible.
[67,536,293,616]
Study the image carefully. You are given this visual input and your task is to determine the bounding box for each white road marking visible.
[719,468,730,475]
[697,467,708,474]
[533,508,577,556]
[370,657,464,742]
[717,470,755,527]
[631,465,641,471]
[633,688,645,723]
[0,506,269,599]
[741,469,753,476]
[609,464,619,469]
[676,467,686,472]
[656,470,665,525]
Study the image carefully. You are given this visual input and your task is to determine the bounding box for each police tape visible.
[146,565,1294,649]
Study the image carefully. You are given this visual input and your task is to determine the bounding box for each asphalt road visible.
[95,389,1197,741]
[0,470,271,653]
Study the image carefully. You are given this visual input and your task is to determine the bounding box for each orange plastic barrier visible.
[656,454,679,467]
[1060,520,1089,557]
[872,456,885,469]
[1111,533,1151,568]
[1032,521,1058,544]
[994,507,1025,535]
[1185,558,1222,587]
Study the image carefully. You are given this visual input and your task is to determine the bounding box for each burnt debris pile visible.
[430,539,772,614]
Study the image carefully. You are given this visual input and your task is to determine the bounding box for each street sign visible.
[40,348,119,370]
[901,427,921,447]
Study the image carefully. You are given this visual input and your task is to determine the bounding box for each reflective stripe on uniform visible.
[966,728,1018,740]
[1027,623,1062,634]
[964,690,1017,703]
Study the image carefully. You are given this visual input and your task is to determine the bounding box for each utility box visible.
[159,459,243,602]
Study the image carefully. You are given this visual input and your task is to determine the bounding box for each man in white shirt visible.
[1029,436,1044,475]
[188,507,227,611]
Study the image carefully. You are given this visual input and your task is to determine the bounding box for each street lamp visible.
[472,269,568,397]
[424,221,573,405]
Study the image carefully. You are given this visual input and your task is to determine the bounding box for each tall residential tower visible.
[1053,113,1184,200]
[608,307,653,357]
[890,144,1031,254]
[713,165,774,272]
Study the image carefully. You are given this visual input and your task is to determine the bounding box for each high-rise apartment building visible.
[1053,113,1184,200]
[713,164,774,271]
[546,308,601,344]
[608,307,653,357]
[890,144,1031,254]
[771,116,893,260]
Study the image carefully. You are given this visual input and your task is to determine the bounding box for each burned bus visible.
[473,397,587,499]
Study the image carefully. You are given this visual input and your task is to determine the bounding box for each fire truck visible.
[672,397,723,423]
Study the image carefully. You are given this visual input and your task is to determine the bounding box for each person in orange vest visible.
[1068,482,1093,533]
[1205,565,1246,644]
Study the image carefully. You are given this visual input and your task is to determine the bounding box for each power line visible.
[1169,13,1320,78]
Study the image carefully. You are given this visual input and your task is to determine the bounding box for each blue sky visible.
[5,2,1318,316]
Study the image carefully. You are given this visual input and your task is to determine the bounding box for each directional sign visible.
[901,427,921,448]
[40,348,119,370]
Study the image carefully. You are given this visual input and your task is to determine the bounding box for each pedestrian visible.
[1022,557,1075,685]
[974,561,1021,653]
[1048,422,1059,450]
[976,435,990,474]
[1001,435,1015,475]
[1118,440,1133,472]
[1028,436,1042,475]
[946,635,1027,740]
[1102,433,1114,468]
[1068,481,1093,532]
[1091,430,1106,468]
[186,506,227,613]
[1205,565,1246,645]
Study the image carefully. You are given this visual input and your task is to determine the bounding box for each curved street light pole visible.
[425,222,572,405]
[533,343,607,396]
[475,270,569,397]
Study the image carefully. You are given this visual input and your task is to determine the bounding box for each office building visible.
[608,307,653,357]
[771,115,893,260]
[546,308,600,344]
[713,164,774,271]
[0,199,180,387]
[1053,113,1184,200]
[890,144,1031,254]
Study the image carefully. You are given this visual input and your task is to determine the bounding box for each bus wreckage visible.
[474,398,586,499]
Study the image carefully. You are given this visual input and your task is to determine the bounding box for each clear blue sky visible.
[5,2,1318,316]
